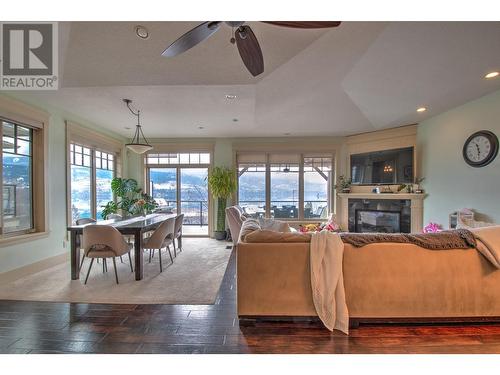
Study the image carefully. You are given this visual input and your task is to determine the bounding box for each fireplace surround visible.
[338,193,425,233]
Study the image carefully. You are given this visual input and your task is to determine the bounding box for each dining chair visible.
[143,217,175,273]
[75,218,108,271]
[171,214,184,257]
[81,225,134,284]
[105,213,132,264]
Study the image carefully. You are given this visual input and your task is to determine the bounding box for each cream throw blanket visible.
[310,230,349,334]
[471,225,500,269]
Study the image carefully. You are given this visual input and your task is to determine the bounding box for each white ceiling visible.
[15,21,500,138]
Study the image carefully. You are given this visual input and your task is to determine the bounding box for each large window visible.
[1,120,33,234]
[237,153,333,221]
[69,143,116,223]
[145,152,211,235]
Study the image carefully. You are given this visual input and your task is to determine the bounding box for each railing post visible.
[199,201,203,226]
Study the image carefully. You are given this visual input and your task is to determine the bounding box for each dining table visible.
[67,213,177,281]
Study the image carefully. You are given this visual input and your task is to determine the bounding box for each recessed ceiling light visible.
[135,25,149,39]
[198,126,204,130]
[232,118,239,122]
[284,132,291,136]
[485,71,499,79]
[225,94,237,100]
[416,107,427,113]
[124,126,131,130]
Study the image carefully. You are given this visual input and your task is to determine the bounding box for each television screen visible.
[350,147,414,185]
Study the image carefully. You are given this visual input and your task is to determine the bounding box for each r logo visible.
[2,23,53,76]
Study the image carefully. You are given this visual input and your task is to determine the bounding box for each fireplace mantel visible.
[337,193,426,233]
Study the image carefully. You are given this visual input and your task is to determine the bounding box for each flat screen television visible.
[350,146,414,185]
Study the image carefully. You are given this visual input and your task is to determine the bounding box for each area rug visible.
[0,238,232,305]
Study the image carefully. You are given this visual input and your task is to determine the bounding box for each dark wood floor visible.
[1,249,500,354]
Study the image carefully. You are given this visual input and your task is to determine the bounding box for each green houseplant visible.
[207,167,237,240]
[101,177,158,219]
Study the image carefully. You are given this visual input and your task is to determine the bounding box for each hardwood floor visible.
[1,249,500,354]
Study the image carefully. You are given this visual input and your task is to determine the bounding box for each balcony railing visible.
[238,200,328,219]
[155,200,208,226]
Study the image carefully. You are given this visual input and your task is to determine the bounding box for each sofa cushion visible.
[259,218,291,232]
[244,230,312,243]
[239,218,262,242]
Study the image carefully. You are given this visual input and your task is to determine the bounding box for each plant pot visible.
[214,231,227,240]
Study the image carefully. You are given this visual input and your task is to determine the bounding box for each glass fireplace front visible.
[355,209,401,233]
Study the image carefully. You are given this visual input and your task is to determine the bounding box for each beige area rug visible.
[0,238,232,305]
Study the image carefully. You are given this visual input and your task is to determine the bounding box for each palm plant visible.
[207,167,237,239]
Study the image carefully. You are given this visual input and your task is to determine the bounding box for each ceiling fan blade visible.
[235,25,264,77]
[162,21,221,57]
[262,21,341,29]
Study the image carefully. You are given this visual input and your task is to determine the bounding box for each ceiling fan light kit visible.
[161,21,341,77]
[123,99,154,154]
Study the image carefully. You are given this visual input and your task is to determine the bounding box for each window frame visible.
[0,96,48,244]
[66,121,122,225]
[68,142,117,223]
[237,153,334,221]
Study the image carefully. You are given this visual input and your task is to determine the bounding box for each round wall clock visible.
[462,130,499,167]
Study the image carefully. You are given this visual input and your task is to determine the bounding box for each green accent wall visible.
[418,89,500,227]
[0,93,126,273]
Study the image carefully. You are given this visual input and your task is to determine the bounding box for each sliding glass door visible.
[180,168,208,232]
[146,152,211,236]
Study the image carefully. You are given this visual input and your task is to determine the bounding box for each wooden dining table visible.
[67,213,177,281]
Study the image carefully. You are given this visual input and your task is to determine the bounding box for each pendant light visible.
[123,99,153,154]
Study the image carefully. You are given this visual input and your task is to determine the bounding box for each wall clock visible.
[462,130,499,167]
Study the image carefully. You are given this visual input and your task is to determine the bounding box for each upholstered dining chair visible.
[81,225,134,284]
[75,218,108,270]
[143,217,175,273]
[171,214,184,257]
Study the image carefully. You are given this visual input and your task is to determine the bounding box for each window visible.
[238,164,266,219]
[146,152,211,165]
[237,153,333,221]
[145,151,211,235]
[304,157,331,219]
[1,121,33,234]
[69,143,116,223]
[270,163,299,219]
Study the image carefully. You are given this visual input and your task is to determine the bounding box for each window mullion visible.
[91,149,97,220]
[265,155,270,219]
[298,155,304,220]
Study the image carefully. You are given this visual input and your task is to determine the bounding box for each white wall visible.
[0,94,126,273]
[418,89,500,227]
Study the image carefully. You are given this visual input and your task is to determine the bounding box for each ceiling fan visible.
[161,21,341,77]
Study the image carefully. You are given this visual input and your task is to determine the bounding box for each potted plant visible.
[207,166,237,240]
[335,175,352,193]
[101,177,158,219]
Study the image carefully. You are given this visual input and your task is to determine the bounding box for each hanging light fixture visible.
[123,98,153,154]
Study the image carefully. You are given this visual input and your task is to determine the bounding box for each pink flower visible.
[423,222,442,233]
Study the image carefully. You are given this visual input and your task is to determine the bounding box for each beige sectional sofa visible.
[237,221,500,324]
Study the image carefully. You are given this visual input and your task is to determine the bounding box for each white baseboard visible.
[0,252,69,284]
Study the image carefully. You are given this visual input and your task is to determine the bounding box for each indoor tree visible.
[207,166,237,240]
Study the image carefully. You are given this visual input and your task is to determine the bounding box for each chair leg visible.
[103,259,108,273]
[120,256,124,263]
[79,253,86,272]
[128,251,134,272]
[178,235,182,251]
[167,246,174,264]
[149,249,152,263]
[173,240,177,257]
[84,258,95,285]
[159,248,163,273]
[112,257,119,284]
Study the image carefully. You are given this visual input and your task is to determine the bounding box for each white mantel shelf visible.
[337,193,427,200]
[337,192,426,233]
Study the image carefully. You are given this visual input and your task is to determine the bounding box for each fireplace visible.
[355,209,401,233]
[347,198,411,233]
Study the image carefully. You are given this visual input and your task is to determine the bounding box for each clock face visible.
[463,131,499,167]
